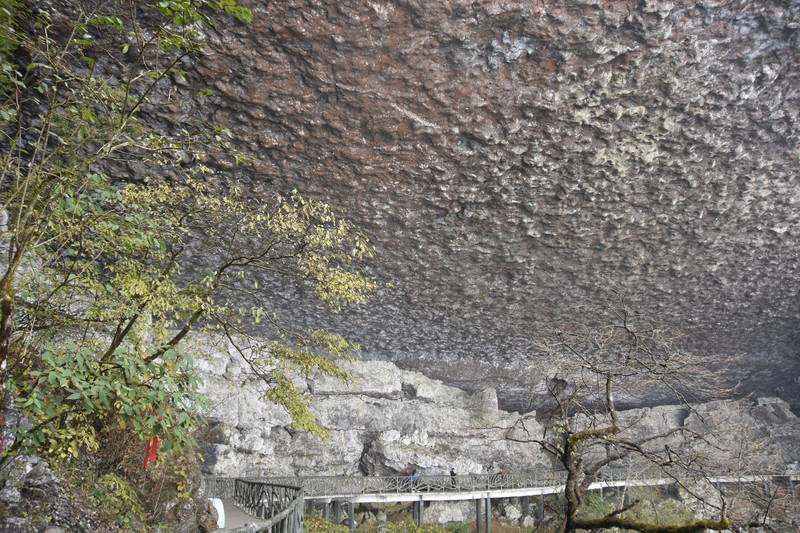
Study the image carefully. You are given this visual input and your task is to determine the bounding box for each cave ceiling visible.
[159,0,799,411]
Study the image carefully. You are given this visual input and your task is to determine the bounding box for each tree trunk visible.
[0,273,14,394]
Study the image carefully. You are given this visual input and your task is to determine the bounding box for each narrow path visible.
[219,497,260,530]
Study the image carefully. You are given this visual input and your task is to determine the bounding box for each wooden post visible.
[476,499,483,533]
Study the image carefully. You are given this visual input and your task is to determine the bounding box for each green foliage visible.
[621,487,693,525]
[15,342,205,459]
[116,178,377,436]
[0,0,375,473]
[443,522,471,533]
[576,493,612,521]
[152,0,252,29]
[305,515,352,533]
[93,473,149,530]
[0,1,23,96]
[387,520,449,533]
[54,462,149,532]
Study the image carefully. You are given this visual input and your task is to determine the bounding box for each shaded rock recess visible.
[157,0,800,410]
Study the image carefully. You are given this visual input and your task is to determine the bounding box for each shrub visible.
[305,514,351,533]
[576,493,613,520]
[387,519,448,533]
[445,521,471,533]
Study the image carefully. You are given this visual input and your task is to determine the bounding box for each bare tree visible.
[508,302,737,533]
[726,475,800,532]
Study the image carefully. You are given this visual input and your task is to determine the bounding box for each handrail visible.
[249,472,566,497]
[247,468,694,497]
[203,467,800,531]
[225,479,304,533]
[208,468,800,501]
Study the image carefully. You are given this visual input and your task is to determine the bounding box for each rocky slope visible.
[156,0,800,412]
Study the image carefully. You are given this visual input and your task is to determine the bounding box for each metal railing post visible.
[348,502,355,532]
[485,496,491,533]
[334,501,342,524]
[536,496,543,526]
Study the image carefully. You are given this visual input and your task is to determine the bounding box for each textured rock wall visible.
[160,1,800,410]
[194,341,800,480]
[195,338,549,477]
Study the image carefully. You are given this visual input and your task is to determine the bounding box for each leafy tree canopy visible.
[0,0,377,469]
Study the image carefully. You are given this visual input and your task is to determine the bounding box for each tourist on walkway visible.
[450,468,457,489]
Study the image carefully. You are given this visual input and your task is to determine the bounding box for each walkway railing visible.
[207,479,304,533]
[205,466,800,532]
[261,472,564,497]
[251,467,692,498]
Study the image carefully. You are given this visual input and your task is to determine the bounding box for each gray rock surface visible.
[196,345,800,481]
[0,518,35,533]
[165,0,800,412]
[196,342,549,477]
[34,0,799,411]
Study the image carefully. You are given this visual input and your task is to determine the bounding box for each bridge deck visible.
[220,497,261,530]
[207,470,800,530]
[306,474,798,504]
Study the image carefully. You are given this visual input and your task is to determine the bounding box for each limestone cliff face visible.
[195,343,800,479]
[195,341,549,477]
[164,1,800,410]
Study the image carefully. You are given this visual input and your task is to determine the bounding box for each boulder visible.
[499,502,522,522]
[0,518,35,533]
[424,501,473,524]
